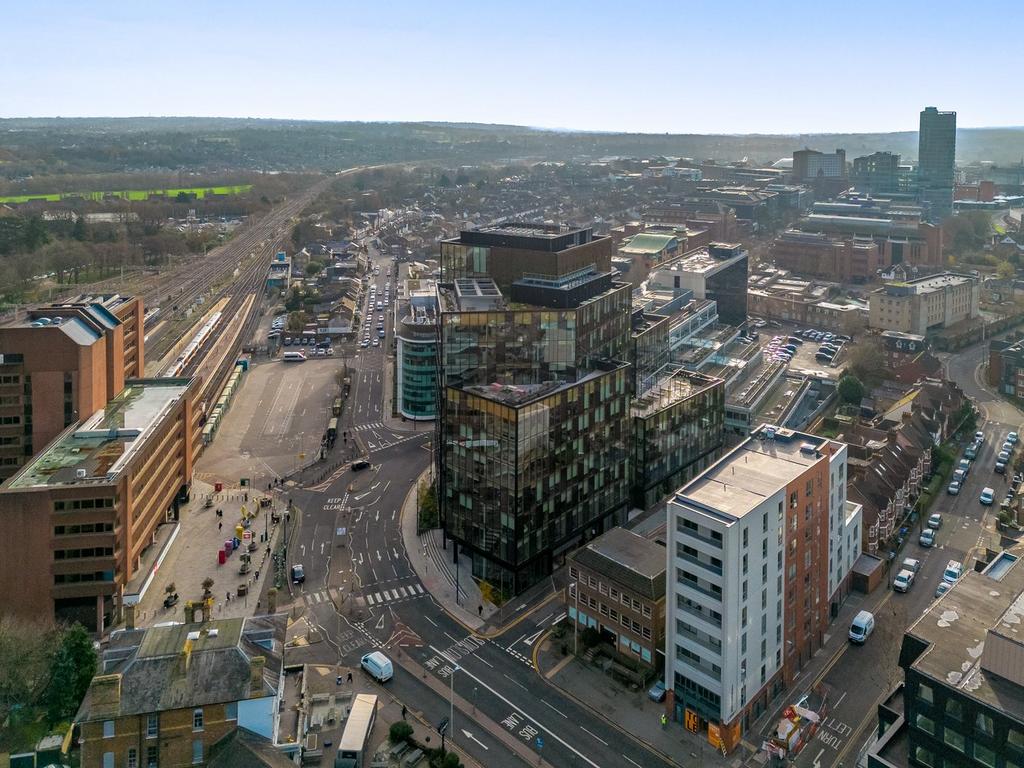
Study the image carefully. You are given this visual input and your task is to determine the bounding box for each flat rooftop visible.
[632,367,721,419]
[7,379,192,489]
[462,362,627,407]
[675,426,833,520]
[906,549,1024,721]
[570,526,666,600]
[880,273,975,294]
[661,245,746,275]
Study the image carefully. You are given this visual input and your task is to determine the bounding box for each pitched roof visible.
[76,616,284,723]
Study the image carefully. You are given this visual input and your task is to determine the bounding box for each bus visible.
[334,694,377,768]
[332,398,343,417]
[327,418,338,442]
[282,351,306,362]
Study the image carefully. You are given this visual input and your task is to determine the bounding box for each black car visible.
[291,564,305,584]
[351,460,370,471]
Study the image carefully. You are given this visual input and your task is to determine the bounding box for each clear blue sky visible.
[3,0,1019,133]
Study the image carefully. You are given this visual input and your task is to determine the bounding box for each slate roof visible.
[76,616,284,723]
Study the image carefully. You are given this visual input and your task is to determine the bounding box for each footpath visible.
[131,478,294,628]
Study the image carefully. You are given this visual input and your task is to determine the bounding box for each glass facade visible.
[632,371,725,509]
[396,333,438,420]
[441,363,632,593]
[706,258,749,326]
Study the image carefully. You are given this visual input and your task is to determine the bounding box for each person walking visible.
[401,704,407,721]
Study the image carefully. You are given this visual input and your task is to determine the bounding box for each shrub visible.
[389,721,413,744]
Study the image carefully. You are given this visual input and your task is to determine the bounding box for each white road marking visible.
[374,593,382,603]
[581,726,608,746]
[624,757,643,768]
[424,615,437,628]
[542,700,567,718]
[503,673,528,692]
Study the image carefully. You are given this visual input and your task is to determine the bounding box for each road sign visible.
[685,709,699,733]
[536,736,544,750]
[438,717,449,735]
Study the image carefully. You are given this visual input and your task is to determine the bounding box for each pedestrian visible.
[226,591,231,602]
[256,569,260,581]
[478,604,483,617]
[660,713,667,729]
[256,599,261,612]
[347,671,353,683]
[218,521,222,531]
[402,704,407,720]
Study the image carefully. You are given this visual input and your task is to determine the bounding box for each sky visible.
[3,0,1021,134]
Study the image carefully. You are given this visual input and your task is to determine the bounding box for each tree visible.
[284,286,304,313]
[43,624,96,725]
[997,261,1016,279]
[0,615,58,726]
[305,261,324,277]
[438,174,453,188]
[846,340,885,384]
[201,577,214,599]
[165,582,177,596]
[838,374,865,406]
[389,721,413,743]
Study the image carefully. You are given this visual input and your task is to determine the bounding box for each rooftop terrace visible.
[7,378,191,489]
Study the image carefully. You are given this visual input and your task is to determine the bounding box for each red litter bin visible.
[214,482,223,493]
[218,549,226,565]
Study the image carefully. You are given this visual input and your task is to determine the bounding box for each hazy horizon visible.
[5,0,1023,133]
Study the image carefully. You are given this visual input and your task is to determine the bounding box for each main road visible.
[279,255,678,768]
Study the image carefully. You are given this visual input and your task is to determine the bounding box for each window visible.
[975,711,993,736]
[127,748,138,768]
[146,746,158,768]
[146,714,158,738]
[569,567,578,580]
[1010,729,1024,748]
[943,727,964,752]
[192,740,203,765]
[917,683,933,705]
[103,720,115,738]
[913,747,934,768]
[192,708,204,731]
[641,604,652,618]
[103,753,114,768]
[973,743,996,768]
[944,698,962,721]
[743,528,748,547]
[914,713,935,735]
[225,701,237,721]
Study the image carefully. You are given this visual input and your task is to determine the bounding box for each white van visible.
[849,610,875,643]
[360,651,393,683]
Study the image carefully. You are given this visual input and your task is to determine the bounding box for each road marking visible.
[542,700,567,718]
[503,673,528,692]
[374,592,382,603]
[509,634,527,650]
[524,629,543,646]
[624,757,643,768]
[424,615,437,628]
[398,587,408,598]
[376,550,382,561]
[415,584,424,594]
[813,747,825,768]
[366,594,375,605]
[461,729,489,750]
[580,726,608,746]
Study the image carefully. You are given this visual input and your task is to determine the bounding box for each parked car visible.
[958,458,971,475]
[947,480,961,495]
[902,558,922,574]
[1010,432,1019,444]
[647,680,667,702]
[943,560,964,584]
[981,487,995,505]
[919,529,935,547]
[928,513,943,529]
[975,431,985,443]
[849,610,875,643]
[999,450,1011,463]
[935,582,951,598]
[893,570,915,592]
[997,461,1008,474]
[965,444,978,460]
[360,651,394,683]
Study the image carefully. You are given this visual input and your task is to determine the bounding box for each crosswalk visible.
[365,583,426,606]
[353,422,386,432]
[301,588,338,607]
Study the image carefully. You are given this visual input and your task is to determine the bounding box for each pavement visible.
[131,479,290,628]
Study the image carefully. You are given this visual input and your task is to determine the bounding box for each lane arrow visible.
[461,729,489,750]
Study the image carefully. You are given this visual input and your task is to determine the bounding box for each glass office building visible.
[918,107,956,223]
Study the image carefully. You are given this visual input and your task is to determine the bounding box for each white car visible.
[893,570,915,593]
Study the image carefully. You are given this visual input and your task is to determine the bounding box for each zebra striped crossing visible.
[365,583,425,606]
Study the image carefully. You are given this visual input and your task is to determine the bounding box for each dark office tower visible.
[437,224,634,594]
[852,151,901,195]
[918,107,956,223]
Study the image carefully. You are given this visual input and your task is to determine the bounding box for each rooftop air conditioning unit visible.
[75,469,87,479]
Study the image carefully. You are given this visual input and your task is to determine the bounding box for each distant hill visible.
[1,117,1022,177]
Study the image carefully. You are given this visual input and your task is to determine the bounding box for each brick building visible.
[0,295,144,482]
[770,230,881,282]
[567,526,666,669]
[75,616,284,768]
[0,378,200,631]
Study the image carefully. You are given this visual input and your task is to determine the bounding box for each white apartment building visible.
[665,425,854,752]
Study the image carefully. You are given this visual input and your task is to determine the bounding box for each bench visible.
[388,741,409,759]
[402,748,425,767]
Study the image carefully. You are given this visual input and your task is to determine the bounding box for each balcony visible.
[675,578,722,603]
[677,524,723,549]
[676,622,723,656]
[676,598,722,629]
[676,549,723,576]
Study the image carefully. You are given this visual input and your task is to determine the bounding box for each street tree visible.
[838,374,865,406]
[43,623,96,725]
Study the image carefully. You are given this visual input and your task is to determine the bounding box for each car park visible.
[283,337,292,346]
[919,529,935,547]
[981,487,995,505]
[893,570,915,592]
[372,338,380,346]
[927,513,942,529]
[943,560,964,584]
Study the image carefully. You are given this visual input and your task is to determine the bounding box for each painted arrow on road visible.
[523,629,544,646]
[461,730,489,750]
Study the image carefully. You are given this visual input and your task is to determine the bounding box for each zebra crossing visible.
[364,582,426,606]
[353,422,386,432]
[301,588,338,607]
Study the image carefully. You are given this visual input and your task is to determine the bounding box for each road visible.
[778,338,1024,768]
[278,253,678,768]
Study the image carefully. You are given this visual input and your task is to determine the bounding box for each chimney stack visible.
[249,656,266,696]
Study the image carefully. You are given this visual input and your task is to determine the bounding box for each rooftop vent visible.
[800,443,817,456]
[75,468,87,479]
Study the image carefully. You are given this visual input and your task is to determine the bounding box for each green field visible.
[0,184,253,204]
